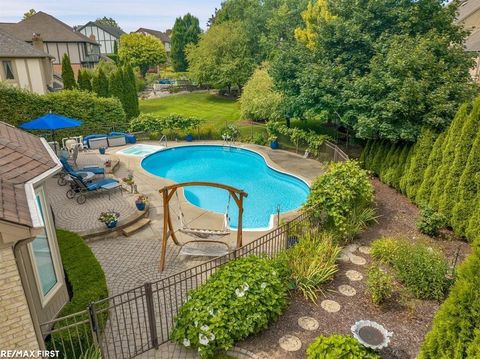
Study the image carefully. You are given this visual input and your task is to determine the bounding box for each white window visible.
[30,188,60,301]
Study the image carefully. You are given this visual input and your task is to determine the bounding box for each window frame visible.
[28,187,62,306]
[2,60,16,80]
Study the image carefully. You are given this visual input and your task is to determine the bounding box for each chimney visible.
[89,33,96,42]
[32,32,44,51]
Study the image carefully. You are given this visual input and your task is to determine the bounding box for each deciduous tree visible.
[171,14,202,72]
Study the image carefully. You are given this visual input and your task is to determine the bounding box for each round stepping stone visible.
[298,316,319,331]
[321,299,341,313]
[359,246,371,254]
[346,270,363,281]
[344,244,359,253]
[338,252,350,263]
[338,284,357,297]
[349,254,367,266]
[278,335,302,352]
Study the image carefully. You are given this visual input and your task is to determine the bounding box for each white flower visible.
[209,308,217,316]
[261,282,267,289]
[200,325,210,332]
[199,333,209,345]
[209,333,216,341]
[183,338,191,347]
[242,283,250,291]
[235,288,245,297]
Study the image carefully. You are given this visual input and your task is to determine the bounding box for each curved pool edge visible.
[140,143,311,231]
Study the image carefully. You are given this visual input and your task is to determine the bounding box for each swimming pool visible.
[118,144,165,157]
[142,145,310,230]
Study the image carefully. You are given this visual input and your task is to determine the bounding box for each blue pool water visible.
[142,145,310,229]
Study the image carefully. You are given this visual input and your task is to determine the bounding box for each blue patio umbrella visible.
[19,113,82,151]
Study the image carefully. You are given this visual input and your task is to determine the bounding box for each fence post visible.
[88,302,100,347]
[145,282,159,349]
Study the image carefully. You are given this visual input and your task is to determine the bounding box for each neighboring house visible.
[458,0,480,80]
[0,122,68,349]
[134,27,171,54]
[0,12,101,76]
[0,29,53,94]
[76,21,125,55]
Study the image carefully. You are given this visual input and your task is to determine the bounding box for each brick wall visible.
[0,246,40,350]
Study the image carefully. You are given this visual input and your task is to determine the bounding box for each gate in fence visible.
[40,212,314,359]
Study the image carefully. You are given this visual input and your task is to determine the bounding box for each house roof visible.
[458,0,480,23]
[0,11,99,45]
[466,29,480,51]
[0,122,59,227]
[77,21,125,39]
[0,29,52,58]
[135,28,171,43]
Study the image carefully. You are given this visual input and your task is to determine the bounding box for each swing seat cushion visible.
[179,241,230,257]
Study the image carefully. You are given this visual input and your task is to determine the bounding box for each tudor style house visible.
[458,0,480,80]
[0,12,101,76]
[0,29,54,94]
[134,27,171,55]
[0,122,68,350]
[76,21,125,55]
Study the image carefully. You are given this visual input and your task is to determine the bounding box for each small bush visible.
[307,335,380,359]
[171,256,288,358]
[367,266,394,305]
[304,161,374,238]
[281,232,341,302]
[371,238,450,300]
[416,206,446,237]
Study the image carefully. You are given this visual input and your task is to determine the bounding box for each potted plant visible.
[185,134,194,142]
[135,195,149,211]
[98,210,120,229]
[269,134,279,149]
[99,147,106,155]
[104,159,112,168]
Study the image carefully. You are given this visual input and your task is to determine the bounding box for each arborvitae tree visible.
[416,132,446,206]
[419,246,480,358]
[466,191,480,242]
[403,128,436,201]
[92,67,109,97]
[364,140,378,170]
[429,103,470,210]
[383,144,402,187]
[77,69,92,91]
[380,143,396,183]
[392,144,411,191]
[122,64,140,119]
[109,68,125,106]
[439,98,480,218]
[371,140,387,176]
[451,129,480,237]
[61,53,76,90]
[399,143,416,194]
[359,140,371,167]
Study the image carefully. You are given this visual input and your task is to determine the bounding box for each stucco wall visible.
[0,245,40,350]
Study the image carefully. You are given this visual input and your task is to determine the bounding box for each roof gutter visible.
[24,137,62,228]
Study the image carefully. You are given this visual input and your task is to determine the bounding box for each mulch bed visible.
[238,178,471,359]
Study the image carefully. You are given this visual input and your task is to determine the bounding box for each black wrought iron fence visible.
[40,211,314,359]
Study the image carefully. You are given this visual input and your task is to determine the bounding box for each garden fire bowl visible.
[351,320,393,350]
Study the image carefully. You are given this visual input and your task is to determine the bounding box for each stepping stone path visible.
[338,252,350,263]
[346,270,363,281]
[338,284,357,297]
[298,316,319,331]
[279,335,302,352]
[344,243,359,253]
[321,299,341,313]
[349,254,367,266]
[359,246,371,254]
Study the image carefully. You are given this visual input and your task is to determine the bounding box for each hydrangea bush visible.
[171,256,288,358]
[307,335,380,359]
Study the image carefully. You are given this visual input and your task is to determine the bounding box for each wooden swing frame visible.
[159,182,248,272]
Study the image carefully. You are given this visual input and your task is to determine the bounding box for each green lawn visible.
[140,92,241,127]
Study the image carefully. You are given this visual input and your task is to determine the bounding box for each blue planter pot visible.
[287,235,299,248]
[106,221,118,229]
[136,202,146,211]
[270,140,279,149]
[185,134,193,142]
[99,147,106,155]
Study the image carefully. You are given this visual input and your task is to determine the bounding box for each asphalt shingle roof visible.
[0,29,52,58]
[77,21,125,39]
[135,27,171,43]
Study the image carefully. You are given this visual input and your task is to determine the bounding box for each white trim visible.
[24,137,62,228]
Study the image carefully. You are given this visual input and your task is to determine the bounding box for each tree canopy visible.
[23,9,36,20]
[118,33,167,77]
[270,0,476,141]
[186,21,255,92]
[96,17,123,31]
[171,14,202,72]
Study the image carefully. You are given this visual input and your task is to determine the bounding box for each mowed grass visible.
[139,92,241,127]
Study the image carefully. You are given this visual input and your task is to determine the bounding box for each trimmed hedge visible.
[0,83,126,137]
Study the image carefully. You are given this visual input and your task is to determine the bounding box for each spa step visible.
[122,218,151,236]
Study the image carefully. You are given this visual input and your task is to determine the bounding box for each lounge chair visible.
[58,157,105,185]
[66,174,121,204]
